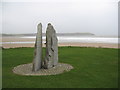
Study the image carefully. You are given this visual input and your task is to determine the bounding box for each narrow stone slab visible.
[32,23,42,71]
[12,63,73,76]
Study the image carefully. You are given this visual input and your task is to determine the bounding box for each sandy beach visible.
[2,37,119,49]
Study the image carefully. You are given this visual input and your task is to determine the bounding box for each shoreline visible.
[2,43,119,49]
[2,37,119,49]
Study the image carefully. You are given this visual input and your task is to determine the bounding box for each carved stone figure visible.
[32,23,42,71]
[44,23,58,69]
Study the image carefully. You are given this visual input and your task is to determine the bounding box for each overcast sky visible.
[2,0,119,36]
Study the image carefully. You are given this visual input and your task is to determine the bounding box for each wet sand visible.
[2,37,119,49]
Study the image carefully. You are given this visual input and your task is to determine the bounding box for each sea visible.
[2,35,119,44]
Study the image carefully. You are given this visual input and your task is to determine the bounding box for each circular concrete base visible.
[12,63,73,76]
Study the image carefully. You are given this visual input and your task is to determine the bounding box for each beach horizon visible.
[2,37,119,49]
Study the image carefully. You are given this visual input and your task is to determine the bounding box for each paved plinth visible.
[13,63,73,76]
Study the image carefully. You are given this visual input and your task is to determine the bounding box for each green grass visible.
[2,47,118,88]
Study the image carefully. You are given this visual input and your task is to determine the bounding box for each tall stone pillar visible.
[32,23,42,71]
[44,23,58,69]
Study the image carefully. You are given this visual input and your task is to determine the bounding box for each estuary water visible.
[21,36,119,44]
[2,36,119,44]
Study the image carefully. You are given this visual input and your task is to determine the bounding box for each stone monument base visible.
[12,63,73,76]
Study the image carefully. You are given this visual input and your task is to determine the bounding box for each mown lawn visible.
[2,47,118,88]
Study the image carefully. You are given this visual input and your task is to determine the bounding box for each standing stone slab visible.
[32,23,42,71]
[44,23,58,69]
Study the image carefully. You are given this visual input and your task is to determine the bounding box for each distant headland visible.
[1,33,95,37]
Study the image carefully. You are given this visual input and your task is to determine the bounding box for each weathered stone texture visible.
[32,23,42,71]
[32,23,58,71]
[44,23,58,69]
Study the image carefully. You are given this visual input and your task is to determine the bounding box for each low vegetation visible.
[2,47,118,88]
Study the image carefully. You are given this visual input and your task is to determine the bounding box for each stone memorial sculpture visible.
[32,23,42,71]
[44,23,58,69]
[13,23,73,75]
[32,23,58,71]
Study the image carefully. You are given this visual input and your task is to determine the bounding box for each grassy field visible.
[2,47,118,88]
